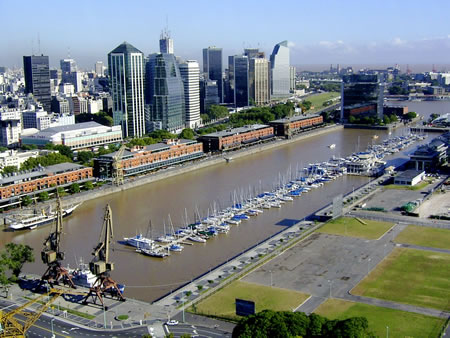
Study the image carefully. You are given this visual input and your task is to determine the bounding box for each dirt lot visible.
[415,190,450,218]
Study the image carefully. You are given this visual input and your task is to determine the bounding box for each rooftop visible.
[395,170,425,180]
[200,124,271,138]
[110,42,143,55]
[26,122,104,137]
[271,114,321,124]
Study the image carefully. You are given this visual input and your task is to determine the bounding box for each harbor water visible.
[1,101,447,302]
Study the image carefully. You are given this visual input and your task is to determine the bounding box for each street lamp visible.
[367,258,371,275]
[51,318,55,338]
[327,280,332,298]
[386,325,389,338]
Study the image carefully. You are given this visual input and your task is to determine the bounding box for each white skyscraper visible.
[270,40,290,98]
[179,60,201,129]
[108,42,146,138]
[95,61,105,77]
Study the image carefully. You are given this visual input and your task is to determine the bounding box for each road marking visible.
[14,318,70,338]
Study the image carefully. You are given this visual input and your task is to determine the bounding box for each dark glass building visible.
[200,79,219,114]
[233,55,249,108]
[23,55,51,113]
[202,47,223,103]
[341,74,384,121]
[145,53,185,133]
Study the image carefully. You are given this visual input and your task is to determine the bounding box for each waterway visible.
[1,101,447,302]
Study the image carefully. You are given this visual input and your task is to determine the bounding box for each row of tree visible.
[232,310,374,338]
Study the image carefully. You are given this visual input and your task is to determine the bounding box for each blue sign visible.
[236,299,255,316]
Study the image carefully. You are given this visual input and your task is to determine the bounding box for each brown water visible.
[2,101,447,302]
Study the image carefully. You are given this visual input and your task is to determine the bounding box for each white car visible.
[166,320,179,326]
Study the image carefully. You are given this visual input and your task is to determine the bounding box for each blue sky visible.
[1,0,449,70]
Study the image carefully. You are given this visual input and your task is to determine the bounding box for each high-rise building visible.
[244,48,265,59]
[226,56,235,104]
[60,59,82,92]
[200,79,219,114]
[108,42,146,138]
[340,74,384,121]
[159,29,174,54]
[23,55,51,113]
[60,59,77,75]
[249,58,270,106]
[290,66,296,92]
[145,53,185,133]
[95,61,105,77]
[232,55,249,108]
[202,47,223,103]
[179,60,201,129]
[270,41,290,98]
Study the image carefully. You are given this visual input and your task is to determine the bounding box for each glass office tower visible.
[202,47,223,103]
[270,41,290,98]
[23,55,51,113]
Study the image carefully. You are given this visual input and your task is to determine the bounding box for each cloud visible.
[391,37,406,46]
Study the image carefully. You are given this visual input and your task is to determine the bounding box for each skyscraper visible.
[159,29,174,54]
[95,61,105,77]
[202,47,223,103]
[340,74,384,121]
[270,41,290,98]
[108,42,146,138]
[249,58,270,106]
[179,60,201,129]
[145,53,185,133]
[60,59,82,92]
[232,55,249,108]
[23,55,51,113]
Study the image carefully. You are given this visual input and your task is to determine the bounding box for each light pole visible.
[269,270,273,287]
[51,318,55,338]
[103,304,106,329]
[384,244,387,257]
[386,325,389,338]
[327,280,332,298]
[182,296,185,323]
[367,258,371,275]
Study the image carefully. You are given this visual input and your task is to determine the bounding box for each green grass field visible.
[191,281,309,320]
[314,298,445,337]
[352,248,450,311]
[395,225,450,250]
[384,181,430,191]
[316,217,394,239]
[307,92,340,112]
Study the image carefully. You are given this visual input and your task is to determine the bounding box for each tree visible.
[179,128,195,140]
[406,111,417,120]
[0,146,8,152]
[383,115,391,125]
[1,166,17,176]
[20,153,72,171]
[77,151,94,165]
[57,187,66,197]
[38,191,49,202]
[206,105,229,120]
[1,243,34,279]
[53,145,73,159]
[21,195,33,207]
[84,181,94,190]
[20,144,37,150]
[69,183,80,194]
[348,116,356,124]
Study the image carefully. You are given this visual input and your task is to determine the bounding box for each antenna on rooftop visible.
[37,32,41,55]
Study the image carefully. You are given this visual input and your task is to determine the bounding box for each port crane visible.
[0,288,64,337]
[82,204,125,309]
[112,145,126,186]
[39,196,75,289]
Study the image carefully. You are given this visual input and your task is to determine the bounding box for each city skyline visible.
[1,0,450,70]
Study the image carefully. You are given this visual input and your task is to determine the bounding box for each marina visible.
[121,132,426,260]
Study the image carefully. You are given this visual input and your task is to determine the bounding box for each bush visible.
[69,183,80,194]
[116,314,129,321]
[197,285,203,291]
[84,181,94,190]
[21,195,33,207]
[38,191,49,202]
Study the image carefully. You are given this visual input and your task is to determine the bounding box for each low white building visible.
[394,170,425,186]
[0,109,21,147]
[21,121,123,150]
[0,149,40,169]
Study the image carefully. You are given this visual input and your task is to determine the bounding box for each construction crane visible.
[0,287,64,337]
[111,145,126,186]
[82,204,125,309]
[39,197,75,289]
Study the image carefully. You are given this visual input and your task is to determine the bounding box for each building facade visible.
[0,110,22,147]
[198,124,275,152]
[200,79,219,114]
[146,53,185,133]
[108,42,146,138]
[0,163,93,201]
[249,58,270,106]
[270,41,290,98]
[290,66,296,92]
[203,47,223,103]
[269,114,324,138]
[233,55,249,108]
[21,121,123,150]
[94,139,203,178]
[341,74,384,121]
[23,55,51,113]
[179,60,201,129]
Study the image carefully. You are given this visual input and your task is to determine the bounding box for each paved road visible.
[396,242,450,254]
[166,323,232,338]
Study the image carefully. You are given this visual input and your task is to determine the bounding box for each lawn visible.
[191,280,309,320]
[352,248,450,311]
[395,225,450,250]
[316,217,394,240]
[307,92,340,112]
[384,181,430,191]
[314,298,445,337]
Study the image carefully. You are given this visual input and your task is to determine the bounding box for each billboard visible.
[235,299,255,316]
